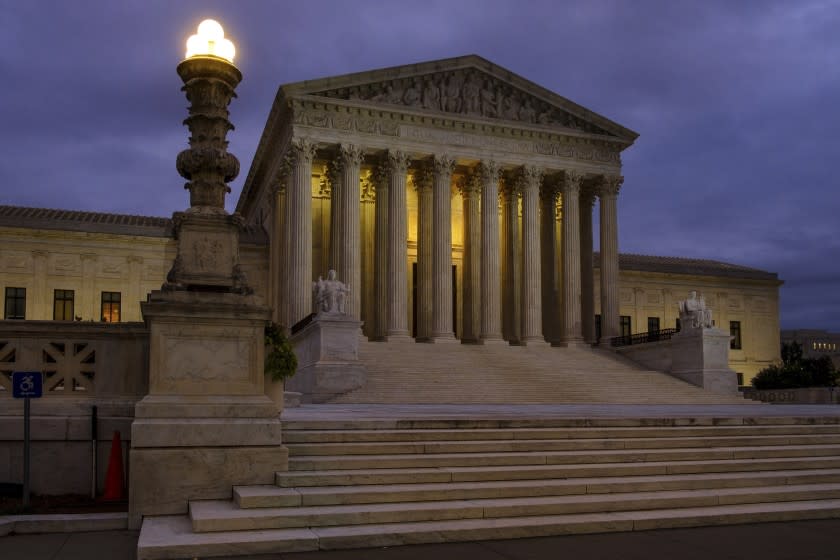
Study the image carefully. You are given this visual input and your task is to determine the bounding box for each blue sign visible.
[12,371,43,399]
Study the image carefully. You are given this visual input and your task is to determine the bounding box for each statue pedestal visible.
[669,327,738,396]
[128,290,287,528]
[287,313,366,403]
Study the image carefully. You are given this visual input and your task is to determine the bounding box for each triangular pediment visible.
[281,55,637,141]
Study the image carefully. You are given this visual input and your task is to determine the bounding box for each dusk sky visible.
[1,1,838,331]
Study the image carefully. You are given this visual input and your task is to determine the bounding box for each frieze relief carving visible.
[313,69,610,135]
[292,104,620,164]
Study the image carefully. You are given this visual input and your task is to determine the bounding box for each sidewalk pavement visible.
[2,519,839,560]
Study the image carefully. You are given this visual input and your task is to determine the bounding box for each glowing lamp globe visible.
[185,19,236,63]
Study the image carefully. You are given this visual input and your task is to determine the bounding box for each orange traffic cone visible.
[101,431,125,501]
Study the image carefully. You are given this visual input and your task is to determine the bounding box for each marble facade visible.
[239,55,636,346]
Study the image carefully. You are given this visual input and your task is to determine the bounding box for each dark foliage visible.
[752,342,837,390]
[265,322,297,383]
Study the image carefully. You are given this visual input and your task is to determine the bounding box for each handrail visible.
[610,328,678,348]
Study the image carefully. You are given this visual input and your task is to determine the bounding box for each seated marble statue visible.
[678,290,713,329]
[312,269,350,315]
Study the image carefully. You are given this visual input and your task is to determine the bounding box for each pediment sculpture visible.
[311,69,610,135]
[678,290,713,330]
[313,269,350,315]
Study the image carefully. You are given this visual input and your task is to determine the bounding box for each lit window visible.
[53,289,75,321]
[101,292,121,323]
[4,287,25,320]
[730,321,742,350]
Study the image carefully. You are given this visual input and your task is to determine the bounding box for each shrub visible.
[265,323,297,383]
[752,342,838,390]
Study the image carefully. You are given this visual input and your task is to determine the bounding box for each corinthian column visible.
[337,144,363,320]
[580,188,596,344]
[519,165,545,345]
[372,164,388,340]
[478,161,504,344]
[415,168,433,341]
[286,139,316,326]
[560,169,584,345]
[271,176,288,326]
[501,176,520,344]
[386,150,412,340]
[599,175,623,341]
[460,174,481,343]
[540,181,558,343]
[327,159,342,279]
[431,154,457,342]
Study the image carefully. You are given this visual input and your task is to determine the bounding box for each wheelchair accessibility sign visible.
[12,371,43,399]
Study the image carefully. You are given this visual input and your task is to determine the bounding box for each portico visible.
[238,55,637,346]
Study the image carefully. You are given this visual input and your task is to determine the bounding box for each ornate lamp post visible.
[167,19,249,292]
[129,20,285,530]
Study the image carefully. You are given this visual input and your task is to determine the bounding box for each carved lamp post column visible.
[130,20,283,530]
[167,19,249,292]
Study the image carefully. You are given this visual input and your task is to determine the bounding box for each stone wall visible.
[0,320,148,494]
[742,387,840,404]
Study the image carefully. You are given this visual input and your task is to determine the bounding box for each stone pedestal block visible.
[287,314,367,403]
[129,290,286,529]
[669,327,738,396]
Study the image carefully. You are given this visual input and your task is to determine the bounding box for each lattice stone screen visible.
[0,321,148,399]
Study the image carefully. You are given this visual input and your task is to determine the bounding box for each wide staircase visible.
[335,341,746,404]
[138,414,840,559]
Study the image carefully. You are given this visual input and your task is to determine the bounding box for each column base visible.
[430,333,459,343]
[520,337,549,347]
[385,331,414,343]
[553,338,590,348]
[480,335,508,345]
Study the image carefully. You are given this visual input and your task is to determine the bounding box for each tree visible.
[752,341,838,390]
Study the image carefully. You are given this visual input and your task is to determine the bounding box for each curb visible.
[0,512,128,536]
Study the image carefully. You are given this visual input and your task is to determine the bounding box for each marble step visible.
[137,500,840,558]
[236,468,840,508]
[191,483,840,532]
[281,416,839,431]
[281,424,840,443]
[288,444,840,471]
[277,455,840,486]
[285,434,840,456]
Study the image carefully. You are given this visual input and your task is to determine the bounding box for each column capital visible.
[338,143,363,168]
[562,169,584,194]
[458,174,480,198]
[516,165,544,193]
[385,149,410,174]
[499,174,520,199]
[325,158,340,189]
[580,185,597,208]
[412,165,433,192]
[432,153,456,177]
[31,250,48,260]
[272,177,288,196]
[370,163,388,189]
[289,138,317,165]
[598,174,624,197]
[476,160,500,184]
[273,153,294,190]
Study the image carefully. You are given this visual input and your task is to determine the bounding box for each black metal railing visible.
[610,328,678,348]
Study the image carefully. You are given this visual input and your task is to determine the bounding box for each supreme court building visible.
[0,56,782,384]
[239,55,633,346]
